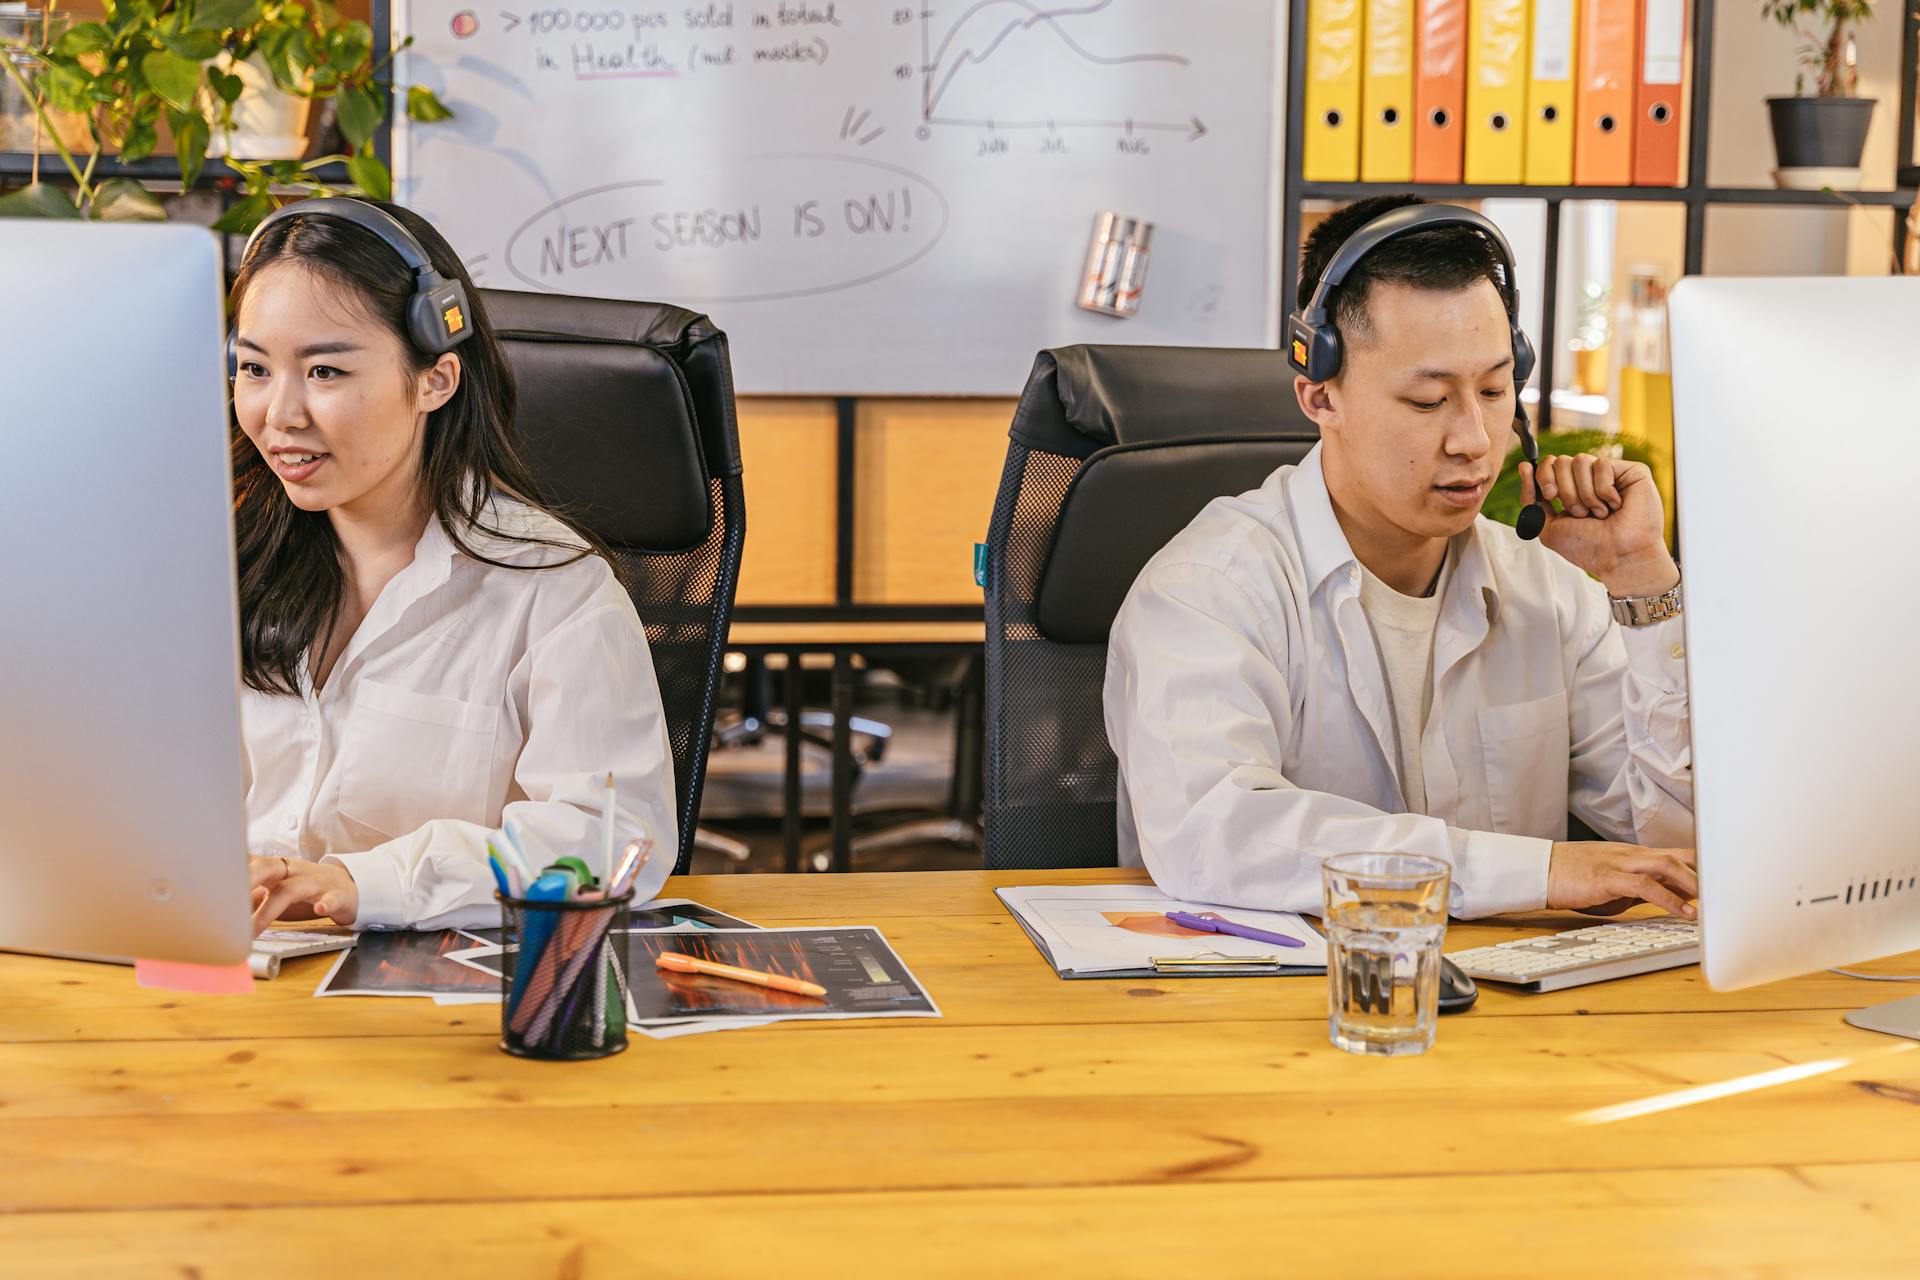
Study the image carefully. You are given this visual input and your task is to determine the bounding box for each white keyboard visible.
[1448,918,1700,992]
[251,930,354,979]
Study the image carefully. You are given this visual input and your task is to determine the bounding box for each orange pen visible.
[655,951,826,998]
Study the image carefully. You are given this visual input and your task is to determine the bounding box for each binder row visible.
[1305,0,1687,186]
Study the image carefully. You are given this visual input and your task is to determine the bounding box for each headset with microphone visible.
[1286,202,1549,540]
[226,196,475,380]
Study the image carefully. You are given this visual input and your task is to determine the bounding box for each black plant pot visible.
[1767,96,1876,170]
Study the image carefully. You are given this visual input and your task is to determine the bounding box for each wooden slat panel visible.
[5,1165,1920,1280]
[0,1010,1911,1121]
[733,398,838,605]
[4,1077,1920,1214]
[852,399,1015,604]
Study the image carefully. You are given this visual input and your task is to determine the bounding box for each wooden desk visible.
[724,620,985,647]
[5,868,1920,1276]
[722,623,986,872]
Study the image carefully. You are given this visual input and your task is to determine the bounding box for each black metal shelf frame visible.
[0,153,351,182]
[1902,0,1919,190]
[1281,0,1919,420]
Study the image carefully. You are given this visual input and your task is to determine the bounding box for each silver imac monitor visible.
[0,221,251,966]
[1669,274,1920,1024]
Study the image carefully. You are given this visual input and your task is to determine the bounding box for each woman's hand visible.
[248,855,358,934]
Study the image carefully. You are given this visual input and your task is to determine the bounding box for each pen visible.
[484,848,512,898]
[592,936,608,1048]
[495,822,536,888]
[529,899,616,1046]
[1165,910,1308,949]
[507,871,571,1026]
[655,951,827,998]
[610,836,652,899]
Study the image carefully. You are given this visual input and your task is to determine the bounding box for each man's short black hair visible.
[1296,194,1513,349]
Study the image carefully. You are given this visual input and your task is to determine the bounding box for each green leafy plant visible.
[0,0,451,228]
[1760,0,1874,97]
[1483,430,1657,529]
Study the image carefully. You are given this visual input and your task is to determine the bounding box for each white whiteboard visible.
[394,1,1283,394]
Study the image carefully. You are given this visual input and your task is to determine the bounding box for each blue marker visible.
[506,871,571,1021]
[484,849,512,898]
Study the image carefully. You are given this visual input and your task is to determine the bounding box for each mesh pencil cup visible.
[498,891,632,1060]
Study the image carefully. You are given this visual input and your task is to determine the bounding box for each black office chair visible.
[981,345,1320,870]
[482,289,746,875]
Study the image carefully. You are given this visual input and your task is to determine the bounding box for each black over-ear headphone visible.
[1287,202,1549,540]
[227,196,475,379]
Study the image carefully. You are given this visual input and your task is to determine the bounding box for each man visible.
[1103,196,1695,919]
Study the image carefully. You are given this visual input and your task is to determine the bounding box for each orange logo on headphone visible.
[1291,337,1308,366]
[443,304,465,335]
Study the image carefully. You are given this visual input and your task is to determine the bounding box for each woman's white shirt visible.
[241,497,676,930]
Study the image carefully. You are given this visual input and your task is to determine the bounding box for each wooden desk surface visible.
[725,620,985,648]
[5,868,1920,1277]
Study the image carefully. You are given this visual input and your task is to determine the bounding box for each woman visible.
[234,197,674,932]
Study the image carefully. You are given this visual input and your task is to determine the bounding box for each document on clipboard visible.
[995,885,1327,979]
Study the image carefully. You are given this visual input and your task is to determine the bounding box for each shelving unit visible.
[1281,0,1920,415]
[0,0,388,206]
[0,153,349,183]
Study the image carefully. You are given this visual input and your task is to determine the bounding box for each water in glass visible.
[1322,853,1450,1056]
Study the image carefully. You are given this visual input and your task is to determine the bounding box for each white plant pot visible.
[205,53,311,161]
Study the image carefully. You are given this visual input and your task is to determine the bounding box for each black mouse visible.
[1438,957,1478,1014]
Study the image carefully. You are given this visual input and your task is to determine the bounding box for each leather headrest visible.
[1010,345,1316,457]
[482,290,722,552]
[1034,435,1318,643]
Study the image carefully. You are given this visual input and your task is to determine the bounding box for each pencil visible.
[600,773,616,887]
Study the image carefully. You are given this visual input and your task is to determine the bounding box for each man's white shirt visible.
[1103,445,1693,918]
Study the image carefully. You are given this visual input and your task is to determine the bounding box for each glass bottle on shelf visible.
[1616,268,1677,547]
[1569,281,1611,400]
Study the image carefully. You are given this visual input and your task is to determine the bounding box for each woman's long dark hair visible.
[230,199,603,695]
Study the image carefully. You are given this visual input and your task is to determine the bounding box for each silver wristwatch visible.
[1609,573,1683,627]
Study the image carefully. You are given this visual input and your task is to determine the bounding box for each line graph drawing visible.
[917,0,1208,137]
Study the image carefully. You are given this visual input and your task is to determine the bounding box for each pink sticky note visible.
[135,958,255,995]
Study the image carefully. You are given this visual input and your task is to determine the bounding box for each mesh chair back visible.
[983,346,1318,869]
[483,290,745,874]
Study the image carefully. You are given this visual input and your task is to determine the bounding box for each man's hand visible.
[1521,454,1680,599]
[1548,841,1698,918]
[248,854,359,935]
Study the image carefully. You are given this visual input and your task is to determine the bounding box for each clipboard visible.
[998,892,1327,980]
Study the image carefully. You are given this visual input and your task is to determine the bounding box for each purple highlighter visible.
[1165,911,1307,949]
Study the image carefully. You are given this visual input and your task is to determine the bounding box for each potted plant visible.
[0,0,450,228]
[1761,0,1877,188]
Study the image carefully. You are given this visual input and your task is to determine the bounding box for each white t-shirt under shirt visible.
[1357,549,1454,814]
